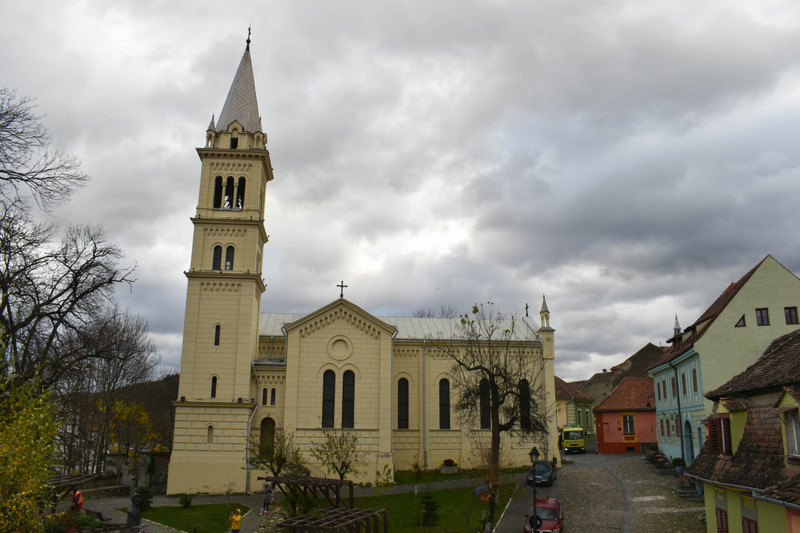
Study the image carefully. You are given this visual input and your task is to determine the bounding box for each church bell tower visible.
[167,33,274,495]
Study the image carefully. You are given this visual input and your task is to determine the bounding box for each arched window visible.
[212,246,222,270]
[207,425,214,444]
[260,418,275,449]
[214,325,221,346]
[480,379,490,429]
[225,246,234,270]
[213,176,223,208]
[322,370,335,428]
[519,379,531,430]
[439,378,450,430]
[236,177,246,209]
[224,177,235,208]
[397,378,409,429]
[342,370,355,429]
[270,388,276,406]
[262,388,268,406]
[210,376,217,398]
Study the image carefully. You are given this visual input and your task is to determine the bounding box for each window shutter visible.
[708,418,721,454]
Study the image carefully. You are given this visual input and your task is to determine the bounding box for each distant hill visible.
[120,373,179,449]
[571,343,666,407]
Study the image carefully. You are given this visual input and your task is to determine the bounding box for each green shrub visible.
[135,487,153,511]
[179,493,193,508]
[672,457,685,468]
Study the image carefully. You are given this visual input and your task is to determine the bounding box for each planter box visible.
[440,466,458,474]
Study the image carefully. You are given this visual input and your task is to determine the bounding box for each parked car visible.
[527,460,557,486]
[523,497,564,533]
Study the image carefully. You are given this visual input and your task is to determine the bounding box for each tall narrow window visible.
[681,373,687,395]
[322,370,335,428]
[623,414,635,435]
[212,246,222,270]
[397,378,409,429]
[236,177,246,209]
[224,177,235,208]
[225,246,234,270]
[213,176,223,208]
[260,418,275,449]
[262,388,268,406]
[786,409,800,456]
[214,325,220,346]
[692,368,698,393]
[270,388,276,406]
[479,379,490,429]
[756,308,770,326]
[519,379,531,430]
[342,370,355,428]
[207,425,214,444]
[210,376,217,398]
[439,379,450,430]
[785,307,799,325]
[671,377,677,397]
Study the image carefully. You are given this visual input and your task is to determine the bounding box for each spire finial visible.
[246,26,251,50]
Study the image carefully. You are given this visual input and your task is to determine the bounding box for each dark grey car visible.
[527,460,557,486]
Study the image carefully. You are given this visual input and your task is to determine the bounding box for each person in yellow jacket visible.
[229,508,242,533]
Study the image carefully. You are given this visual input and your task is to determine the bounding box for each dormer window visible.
[786,409,800,457]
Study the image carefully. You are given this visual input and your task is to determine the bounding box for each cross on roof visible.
[525,303,529,317]
[337,280,348,298]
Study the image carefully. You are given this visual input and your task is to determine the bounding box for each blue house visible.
[648,255,800,465]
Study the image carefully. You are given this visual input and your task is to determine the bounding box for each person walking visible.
[261,485,273,515]
[71,489,83,513]
[229,508,242,533]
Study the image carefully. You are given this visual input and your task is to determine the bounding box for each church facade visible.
[166,39,559,495]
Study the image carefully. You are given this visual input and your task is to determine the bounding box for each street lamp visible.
[529,447,541,532]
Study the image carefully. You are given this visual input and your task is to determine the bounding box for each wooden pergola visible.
[257,475,388,532]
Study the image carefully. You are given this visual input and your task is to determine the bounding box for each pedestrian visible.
[71,489,83,513]
[229,508,242,533]
[261,485,273,515]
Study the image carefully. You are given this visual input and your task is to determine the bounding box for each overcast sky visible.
[5,1,800,382]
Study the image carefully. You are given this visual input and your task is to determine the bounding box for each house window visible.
[479,379,490,429]
[270,388,276,406]
[260,418,275,449]
[756,308,769,326]
[519,379,531,430]
[708,415,732,455]
[741,517,757,533]
[623,414,635,435]
[681,373,687,395]
[692,368,698,393]
[577,410,582,426]
[225,246,234,270]
[322,370,335,428]
[660,419,665,437]
[439,379,451,429]
[657,382,661,401]
[786,409,800,457]
[397,378,409,429]
[716,508,728,533]
[666,417,671,437]
[342,370,355,429]
[214,325,220,346]
[735,315,746,327]
[785,307,799,325]
[210,376,217,398]
[671,377,677,397]
[213,176,223,208]
[212,245,222,270]
[262,388,267,405]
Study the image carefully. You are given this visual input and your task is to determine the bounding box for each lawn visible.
[354,482,517,533]
[394,466,526,485]
[141,502,250,533]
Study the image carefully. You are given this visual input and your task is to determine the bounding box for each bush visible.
[418,489,440,527]
[135,487,153,511]
[672,457,685,468]
[179,493,193,508]
[648,443,659,451]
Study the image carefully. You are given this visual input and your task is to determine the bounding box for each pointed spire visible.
[673,314,681,337]
[216,30,261,134]
[540,294,549,314]
[207,114,216,132]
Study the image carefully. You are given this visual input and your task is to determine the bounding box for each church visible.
[166,36,559,495]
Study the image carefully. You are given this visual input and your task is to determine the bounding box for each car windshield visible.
[534,507,558,521]
[534,463,551,472]
[564,430,583,439]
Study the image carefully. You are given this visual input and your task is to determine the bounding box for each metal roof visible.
[216,44,262,133]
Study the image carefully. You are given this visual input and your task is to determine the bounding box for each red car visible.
[523,496,564,533]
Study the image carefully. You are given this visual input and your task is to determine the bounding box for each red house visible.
[594,376,656,454]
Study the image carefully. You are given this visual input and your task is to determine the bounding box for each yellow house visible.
[166,38,558,495]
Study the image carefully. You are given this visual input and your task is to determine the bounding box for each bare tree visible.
[432,302,548,523]
[247,429,307,478]
[309,430,366,480]
[412,305,458,318]
[0,88,87,210]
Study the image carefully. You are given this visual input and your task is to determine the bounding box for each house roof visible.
[555,376,593,402]
[687,395,786,491]
[573,343,665,406]
[762,471,800,508]
[594,377,655,412]
[706,327,800,399]
[649,256,770,371]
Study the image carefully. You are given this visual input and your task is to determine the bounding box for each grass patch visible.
[141,502,249,533]
[394,466,526,485]
[355,482,516,533]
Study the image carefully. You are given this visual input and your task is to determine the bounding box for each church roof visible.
[259,312,542,342]
[216,40,262,134]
